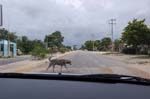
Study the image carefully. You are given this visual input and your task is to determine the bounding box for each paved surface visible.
[39,51,150,78]
[0,51,150,79]
[0,56,31,66]
[30,51,149,78]
[61,51,127,67]
[0,53,71,73]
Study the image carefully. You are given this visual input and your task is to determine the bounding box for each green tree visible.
[94,40,101,51]
[84,40,94,51]
[80,45,85,50]
[122,19,149,47]
[17,36,31,54]
[65,46,72,50]
[83,40,102,51]
[31,39,45,49]
[0,28,17,42]
[114,39,122,52]
[17,36,45,54]
[101,37,112,51]
[59,46,70,53]
[31,43,47,59]
[44,31,64,49]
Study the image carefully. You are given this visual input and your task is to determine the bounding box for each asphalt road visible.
[61,51,127,67]
[0,56,31,66]
[1,51,149,78]
[42,51,132,75]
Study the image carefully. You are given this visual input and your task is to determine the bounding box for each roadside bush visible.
[31,45,47,60]
[121,47,136,54]
[60,47,66,53]
[60,47,69,53]
[47,48,57,54]
[140,50,148,55]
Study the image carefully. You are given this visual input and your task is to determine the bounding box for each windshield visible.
[0,0,149,79]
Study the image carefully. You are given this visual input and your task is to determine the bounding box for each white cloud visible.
[0,0,150,46]
[64,0,82,8]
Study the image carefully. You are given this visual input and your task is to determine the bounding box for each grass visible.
[132,55,150,59]
[102,52,123,56]
[0,56,14,59]
[102,52,112,55]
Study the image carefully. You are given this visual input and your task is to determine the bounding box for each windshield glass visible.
[0,0,150,79]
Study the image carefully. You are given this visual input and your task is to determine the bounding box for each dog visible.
[46,56,72,72]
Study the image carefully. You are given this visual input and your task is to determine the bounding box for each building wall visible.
[0,40,17,57]
[0,40,3,56]
[3,40,8,57]
[11,42,17,56]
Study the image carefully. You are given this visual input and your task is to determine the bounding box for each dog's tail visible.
[48,56,53,62]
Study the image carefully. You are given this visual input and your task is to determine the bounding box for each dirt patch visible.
[15,62,47,73]
[100,67,113,74]
[127,67,150,79]
[44,67,113,75]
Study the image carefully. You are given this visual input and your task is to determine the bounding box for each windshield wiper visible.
[0,73,149,86]
[81,74,150,85]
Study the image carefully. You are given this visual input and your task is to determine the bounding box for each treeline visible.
[1,18,150,57]
[81,37,122,52]
[81,37,112,51]
[0,29,46,56]
[81,19,150,55]
[0,29,71,59]
[44,31,71,53]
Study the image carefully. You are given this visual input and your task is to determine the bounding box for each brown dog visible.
[46,57,71,72]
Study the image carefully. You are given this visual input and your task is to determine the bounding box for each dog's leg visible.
[46,63,52,71]
[60,65,62,73]
[64,64,69,72]
[52,65,55,72]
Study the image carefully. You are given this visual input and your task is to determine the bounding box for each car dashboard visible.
[0,78,150,99]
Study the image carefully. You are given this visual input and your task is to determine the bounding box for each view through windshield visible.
[0,0,150,79]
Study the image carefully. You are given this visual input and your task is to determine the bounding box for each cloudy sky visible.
[0,0,150,46]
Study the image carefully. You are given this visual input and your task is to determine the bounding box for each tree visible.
[31,39,45,49]
[114,39,122,52]
[83,40,101,51]
[80,45,85,50]
[122,19,150,54]
[0,28,17,42]
[65,46,72,50]
[31,43,47,60]
[17,36,31,54]
[44,31,64,49]
[84,40,94,51]
[17,36,45,54]
[122,19,149,46]
[59,46,70,53]
[94,40,101,51]
[101,37,112,51]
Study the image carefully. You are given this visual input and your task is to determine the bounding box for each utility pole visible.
[109,19,116,52]
[45,36,49,49]
[46,38,48,49]
[0,4,2,56]
[92,41,94,51]
[0,4,3,26]
[91,34,95,52]
[73,45,77,50]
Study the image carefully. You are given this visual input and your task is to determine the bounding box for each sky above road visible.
[0,0,150,46]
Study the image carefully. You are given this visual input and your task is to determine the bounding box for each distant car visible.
[17,49,23,55]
